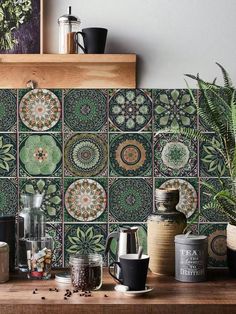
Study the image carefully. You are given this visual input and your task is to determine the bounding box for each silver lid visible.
[175,234,208,244]
[58,6,80,23]
[55,272,71,284]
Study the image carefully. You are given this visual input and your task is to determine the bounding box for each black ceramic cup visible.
[0,215,16,271]
[74,27,108,54]
[109,254,149,291]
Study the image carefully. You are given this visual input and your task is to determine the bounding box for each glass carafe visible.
[58,6,81,54]
[19,193,44,272]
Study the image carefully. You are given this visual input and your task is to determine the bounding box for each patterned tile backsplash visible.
[0,88,228,268]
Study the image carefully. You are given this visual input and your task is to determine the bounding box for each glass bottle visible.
[58,6,81,54]
[18,193,44,272]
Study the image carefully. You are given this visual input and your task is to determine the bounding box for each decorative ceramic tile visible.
[19,133,62,177]
[64,89,107,132]
[200,133,229,177]
[185,223,199,235]
[64,178,108,222]
[199,224,227,267]
[200,178,230,222]
[108,223,147,263]
[109,89,152,132]
[109,178,153,222]
[109,133,152,177]
[64,133,108,177]
[64,223,107,266]
[153,89,197,130]
[19,89,62,132]
[0,178,18,216]
[0,90,17,132]
[155,178,198,220]
[19,178,62,222]
[0,134,16,177]
[154,133,198,177]
[46,223,62,268]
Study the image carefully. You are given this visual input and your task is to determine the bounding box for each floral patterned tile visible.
[109,133,152,177]
[18,89,62,132]
[109,89,152,132]
[199,178,230,223]
[64,89,108,132]
[154,133,198,177]
[108,223,147,263]
[64,178,108,223]
[155,178,199,222]
[64,223,107,266]
[199,224,227,268]
[200,133,229,177]
[0,90,17,132]
[46,223,62,268]
[19,133,62,177]
[19,178,62,222]
[0,134,17,177]
[153,89,197,130]
[0,178,18,216]
[109,178,153,222]
[64,133,108,177]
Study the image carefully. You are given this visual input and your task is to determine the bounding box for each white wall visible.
[44,0,236,88]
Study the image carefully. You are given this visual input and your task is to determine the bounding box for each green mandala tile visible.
[64,178,108,223]
[64,133,108,177]
[155,178,198,221]
[200,178,230,222]
[64,89,107,132]
[108,223,147,263]
[199,224,227,268]
[0,89,17,132]
[64,224,107,266]
[200,134,229,177]
[154,133,198,177]
[153,89,197,130]
[0,134,16,177]
[109,133,152,177]
[20,178,62,222]
[109,89,152,132]
[46,223,62,268]
[109,178,153,222]
[19,89,62,132]
[19,133,62,177]
[0,178,17,216]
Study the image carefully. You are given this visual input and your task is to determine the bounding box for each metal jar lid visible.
[58,6,81,24]
[175,234,207,244]
[55,272,71,284]
[0,242,9,252]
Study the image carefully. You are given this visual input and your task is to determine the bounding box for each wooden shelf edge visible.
[0,54,136,64]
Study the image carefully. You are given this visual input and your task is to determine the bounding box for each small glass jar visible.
[26,237,53,280]
[0,242,9,283]
[70,254,103,291]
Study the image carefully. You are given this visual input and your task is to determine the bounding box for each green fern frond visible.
[214,189,236,206]
[216,62,234,88]
[156,126,209,142]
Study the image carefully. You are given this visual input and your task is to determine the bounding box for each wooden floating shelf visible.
[0,54,136,89]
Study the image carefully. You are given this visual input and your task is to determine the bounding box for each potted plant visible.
[157,63,236,275]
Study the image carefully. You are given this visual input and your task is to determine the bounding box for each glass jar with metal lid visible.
[70,254,103,291]
[58,6,81,54]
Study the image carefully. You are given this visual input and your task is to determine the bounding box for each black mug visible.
[75,27,108,54]
[109,254,149,291]
[0,215,16,272]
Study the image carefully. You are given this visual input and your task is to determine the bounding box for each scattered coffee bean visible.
[41,297,45,300]
[33,291,36,294]
[55,288,59,292]
[64,297,67,300]
[35,288,38,291]
[49,288,52,291]
[104,294,108,298]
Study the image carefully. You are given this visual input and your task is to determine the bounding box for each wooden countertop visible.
[1,269,236,314]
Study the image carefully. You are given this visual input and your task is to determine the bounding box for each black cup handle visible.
[74,32,86,53]
[108,262,122,284]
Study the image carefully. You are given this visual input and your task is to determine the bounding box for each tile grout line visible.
[106,89,110,266]
[16,88,20,268]
[61,90,65,267]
